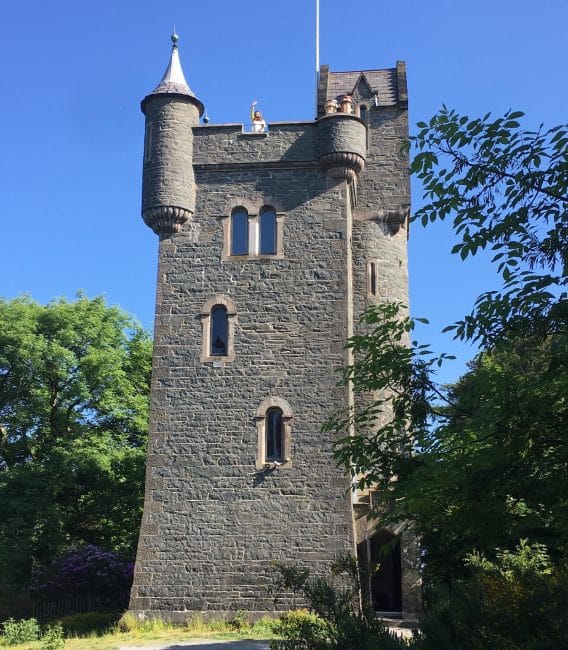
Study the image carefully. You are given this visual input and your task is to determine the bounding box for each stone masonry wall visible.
[131,99,420,617]
[142,97,199,215]
[350,105,422,616]
[352,107,410,337]
[130,123,357,617]
[193,123,316,165]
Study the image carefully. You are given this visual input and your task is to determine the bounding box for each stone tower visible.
[130,35,420,620]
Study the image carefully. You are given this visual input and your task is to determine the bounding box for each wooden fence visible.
[1,593,113,623]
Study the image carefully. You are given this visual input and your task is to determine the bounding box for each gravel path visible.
[118,640,271,650]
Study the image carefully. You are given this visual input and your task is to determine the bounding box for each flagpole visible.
[315,0,320,116]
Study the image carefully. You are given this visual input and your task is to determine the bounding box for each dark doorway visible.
[359,530,402,614]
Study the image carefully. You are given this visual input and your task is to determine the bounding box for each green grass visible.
[0,615,278,649]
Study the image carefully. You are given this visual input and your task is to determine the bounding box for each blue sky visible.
[1,0,566,384]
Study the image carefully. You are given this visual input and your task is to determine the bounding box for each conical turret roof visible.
[142,32,204,115]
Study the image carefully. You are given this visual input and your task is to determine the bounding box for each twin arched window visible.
[228,206,279,257]
[259,207,276,255]
[231,208,249,255]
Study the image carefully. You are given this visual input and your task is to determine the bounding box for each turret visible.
[316,97,367,182]
[141,33,204,235]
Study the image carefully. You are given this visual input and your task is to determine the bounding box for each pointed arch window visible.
[256,397,293,469]
[259,206,277,255]
[231,207,249,255]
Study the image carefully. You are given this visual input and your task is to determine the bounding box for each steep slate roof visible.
[150,43,195,96]
[142,34,204,115]
[317,62,407,117]
[327,69,398,106]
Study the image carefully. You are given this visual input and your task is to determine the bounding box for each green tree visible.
[0,294,152,589]
[412,107,566,344]
[330,109,567,580]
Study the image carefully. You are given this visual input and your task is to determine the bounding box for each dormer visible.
[316,62,408,118]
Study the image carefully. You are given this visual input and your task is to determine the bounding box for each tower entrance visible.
[358,529,402,614]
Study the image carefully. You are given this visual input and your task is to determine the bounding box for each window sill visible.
[257,459,293,471]
[200,354,235,366]
[222,253,284,262]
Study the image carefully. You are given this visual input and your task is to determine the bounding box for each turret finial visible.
[141,29,204,117]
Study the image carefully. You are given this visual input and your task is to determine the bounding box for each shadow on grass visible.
[118,640,271,650]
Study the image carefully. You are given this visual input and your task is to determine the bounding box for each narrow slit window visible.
[231,208,249,255]
[143,123,152,161]
[259,207,277,254]
[210,306,228,356]
[266,407,283,461]
[369,262,377,296]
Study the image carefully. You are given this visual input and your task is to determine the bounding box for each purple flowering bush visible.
[31,545,134,609]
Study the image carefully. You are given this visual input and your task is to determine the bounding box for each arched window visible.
[200,296,237,364]
[221,201,285,261]
[210,305,228,356]
[256,397,293,469]
[265,407,283,460]
[231,208,249,255]
[259,206,277,255]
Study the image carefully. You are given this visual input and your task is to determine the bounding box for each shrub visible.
[31,545,134,609]
[414,543,568,649]
[117,611,139,633]
[55,611,120,636]
[41,623,64,650]
[228,610,249,630]
[1,617,41,645]
[272,557,407,650]
[271,609,330,649]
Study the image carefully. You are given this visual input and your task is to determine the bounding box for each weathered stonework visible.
[316,113,367,180]
[130,55,420,620]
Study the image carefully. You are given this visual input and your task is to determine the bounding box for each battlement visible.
[193,122,316,166]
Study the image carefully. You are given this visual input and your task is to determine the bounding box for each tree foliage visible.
[272,557,404,650]
[31,545,134,609]
[0,295,152,589]
[412,107,567,344]
[330,108,567,585]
